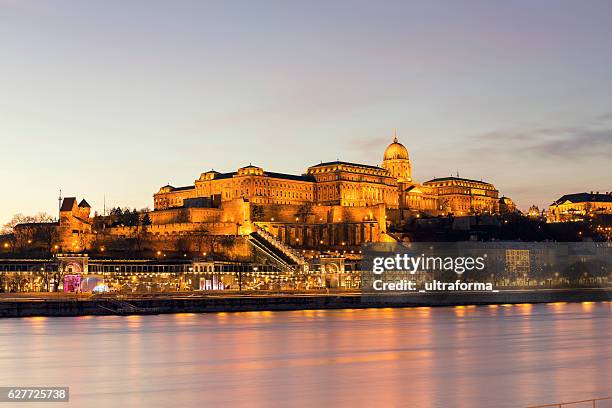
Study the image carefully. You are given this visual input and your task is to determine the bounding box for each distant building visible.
[528,205,541,219]
[421,177,499,215]
[506,249,531,280]
[499,196,517,214]
[548,192,612,222]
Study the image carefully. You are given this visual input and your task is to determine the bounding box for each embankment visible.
[0,289,609,317]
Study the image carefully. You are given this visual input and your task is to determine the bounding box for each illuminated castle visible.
[56,136,503,251]
[153,136,500,218]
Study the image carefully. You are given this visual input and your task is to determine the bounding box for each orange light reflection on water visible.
[1,302,609,407]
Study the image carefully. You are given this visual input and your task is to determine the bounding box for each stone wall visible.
[89,231,251,260]
[252,203,386,231]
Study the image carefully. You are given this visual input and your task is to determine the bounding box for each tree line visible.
[92,207,151,229]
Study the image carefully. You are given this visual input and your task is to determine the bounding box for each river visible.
[0,302,610,407]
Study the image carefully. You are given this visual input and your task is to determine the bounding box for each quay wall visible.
[0,289,609,318]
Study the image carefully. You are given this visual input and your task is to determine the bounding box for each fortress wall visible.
[150,199,251,232]
[251,203,304,223]
[252,203,386,227]
[219,198,251,224]
[109,222,239,237]
[328,204,385,226]
[138,235,251,260]
[151,207,224,225]
[87,230,252,260]
[256,221,382,248]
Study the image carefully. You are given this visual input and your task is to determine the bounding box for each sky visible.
[1,0,611,225]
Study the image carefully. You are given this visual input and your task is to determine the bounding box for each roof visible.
[215,172,237,180]
[309,160,385,171]
[14,221,59,228]
[78,199,91,208]
[424,176,493,185]
[552,192,612,205]
[265,172,316,182]
[173,186,195,191]
[60,197,76,212]
[204,169,314,182]
[14,221,59,229]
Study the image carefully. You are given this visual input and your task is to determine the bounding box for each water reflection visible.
[0,302,610,408]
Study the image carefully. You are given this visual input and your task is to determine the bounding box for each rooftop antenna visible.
[103,194,106,217]
[58,189,62,212]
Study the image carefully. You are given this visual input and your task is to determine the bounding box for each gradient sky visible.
[1,0,612,225]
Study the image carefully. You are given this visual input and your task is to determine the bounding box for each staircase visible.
[97,298,145,314]
[249,229,309,274]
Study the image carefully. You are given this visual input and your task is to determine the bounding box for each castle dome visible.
[383,137,409,160]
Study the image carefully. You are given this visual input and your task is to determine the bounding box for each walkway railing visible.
[253,229,307,267]
[526,396,612,407]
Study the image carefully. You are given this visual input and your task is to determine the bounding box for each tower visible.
[381,134,412,182]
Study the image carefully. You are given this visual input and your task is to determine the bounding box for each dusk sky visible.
[1,0,611,225]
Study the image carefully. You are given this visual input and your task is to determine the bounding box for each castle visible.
[57,137,503,253]
[153,136,500,218]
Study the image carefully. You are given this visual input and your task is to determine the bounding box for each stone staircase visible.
[249,228,309,274]
[97,298,145,314]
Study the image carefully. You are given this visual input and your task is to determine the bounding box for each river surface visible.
[0,302,610,408]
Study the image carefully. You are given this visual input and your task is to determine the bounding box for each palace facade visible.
[51,137,504,254]
[548,192,612,222]
[154,137,501,218]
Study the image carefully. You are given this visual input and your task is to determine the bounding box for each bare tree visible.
[296,203,314,221]
[2,213,55,234]
[4,213,56,253]
[192,224,210,254]
[251,205,265,221]
[173,209,190,224]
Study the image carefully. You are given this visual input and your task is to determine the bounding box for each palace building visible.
[52,136,504,255]
[548,192,612,222]
[153,136,501,219]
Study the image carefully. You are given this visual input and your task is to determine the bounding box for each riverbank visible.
[0,288,610,317]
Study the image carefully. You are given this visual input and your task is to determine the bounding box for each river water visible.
[0,302,610,408]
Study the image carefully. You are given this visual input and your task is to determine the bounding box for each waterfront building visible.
[548,192,612,222]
